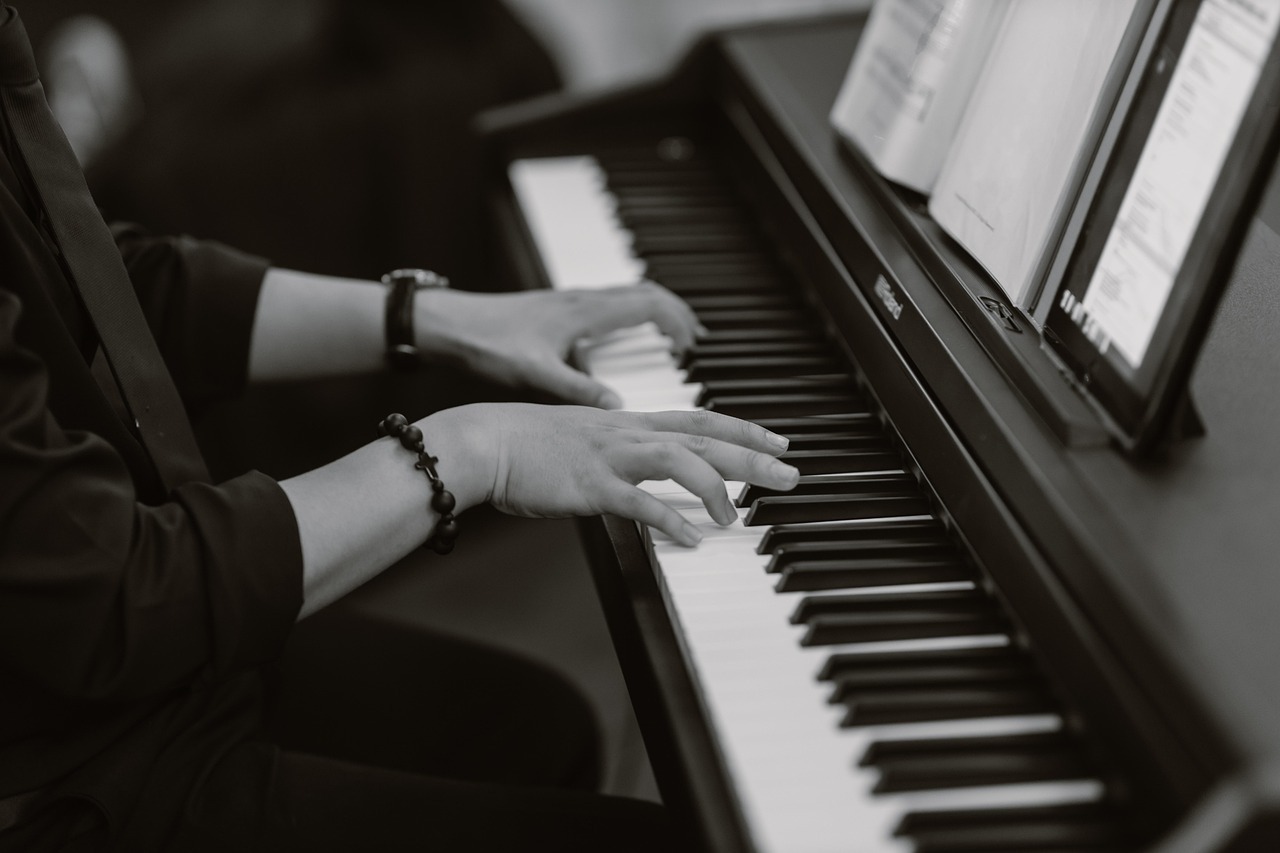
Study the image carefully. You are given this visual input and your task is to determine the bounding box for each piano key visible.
[696,376,853,405]
[780,432,891,452]
[898,802,1123,852]
[865,732,1089,793]
[679,342,830,368]
[751,413,882,436]
[632,232,761,255]
[682,293,798,311]
[764,538,956,572]
[791,589,993,623]
[781,449,908,476]
[758,518,943,553]
[508,156,644,288]
[838,685,1056,727]
[803,610,1007,647]
[747,493,932,527]
[819,645,1035,688]
[775,557,975,593]
[706,393,866,420]
[696,308,814,330]
[738,473,918,507]
[684,355,839,382]
[693,328,820,345]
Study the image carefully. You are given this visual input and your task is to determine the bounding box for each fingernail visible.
[772,460,800,487]
[600,390,624,410]
[765,431,789,452]
[695,324,710,337]
[682,521,704,546]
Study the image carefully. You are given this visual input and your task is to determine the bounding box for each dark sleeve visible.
[0,288,303,701]
[110,223,270,413]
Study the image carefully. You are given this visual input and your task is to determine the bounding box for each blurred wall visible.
[506,0,873,90]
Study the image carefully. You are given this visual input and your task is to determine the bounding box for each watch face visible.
[384,268,450,289]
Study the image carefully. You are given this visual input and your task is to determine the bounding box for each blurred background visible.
[23,0,869,802]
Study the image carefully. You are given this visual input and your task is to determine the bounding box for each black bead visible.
[431,479,444,492]
[429,538,455,555]
[436,517,460,541]
[432,490,456,514]
[399,425,423,450]
[380,413,408,437]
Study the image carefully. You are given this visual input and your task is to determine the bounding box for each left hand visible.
[413,282,703,408]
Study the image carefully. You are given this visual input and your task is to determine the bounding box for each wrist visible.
[414,405,495,514]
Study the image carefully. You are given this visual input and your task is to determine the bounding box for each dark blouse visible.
[0,7,303,845]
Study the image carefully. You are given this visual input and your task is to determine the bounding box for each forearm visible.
[247,267,385,381]
[279,407,491,620]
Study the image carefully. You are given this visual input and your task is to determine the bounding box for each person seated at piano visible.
[0,6,799,852]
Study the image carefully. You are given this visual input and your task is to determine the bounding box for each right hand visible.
[429,404,798,546]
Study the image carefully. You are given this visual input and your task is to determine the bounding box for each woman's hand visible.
[414,283,702,408]
[431,404,797,546]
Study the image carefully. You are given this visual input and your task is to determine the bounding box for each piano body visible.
[479,14,1280,853]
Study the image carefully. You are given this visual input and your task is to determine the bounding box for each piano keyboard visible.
[510,145,1126,852]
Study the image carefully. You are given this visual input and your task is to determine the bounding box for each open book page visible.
[829,0,1010,194]
[927,0,1139,305]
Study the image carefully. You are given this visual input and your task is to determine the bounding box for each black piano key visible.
[682,293,797,311]
[774,556,974,592]
[738,473,916,508]
[632,233,761,255]
[642,254,777,276]
[750,414,880,437]
[758,518,944,553]
[616,205,749,226]
[652,274,783,296]
[746,492,928,526]
[679,341,828,367]
[863,730,1070,765]
[693,328,819,345]
[819,646,1032,688]
[605,169,725,187]
[791,588,989,623]
[896,801,1117,835]
[764,537,954,571]
[705,392,864,420]
[696,308,812,330]
[781,432,886,452]
[837,685,1055,726]
[875,750,1091,794]
[775,448,905,476]
[611,185,735,204]
[802,609,1006,647]
[906,813,1122,852]
[686,357,843,383]
[696,376,853,407]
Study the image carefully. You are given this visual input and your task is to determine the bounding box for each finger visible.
[662,432,799,492]
[525,359,623,409]
[599,481,703,547]
[617,442,738,525]
[636,409,790,455]
[580,283,703,352]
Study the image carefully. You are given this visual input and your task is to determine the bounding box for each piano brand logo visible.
[874,275,904,320]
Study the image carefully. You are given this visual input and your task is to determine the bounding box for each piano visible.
[479,13,1280,853]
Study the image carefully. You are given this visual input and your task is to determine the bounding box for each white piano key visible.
[508,157,644,288]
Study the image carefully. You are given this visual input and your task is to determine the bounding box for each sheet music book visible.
[829,0,1010,195]
[926,0,1141,306]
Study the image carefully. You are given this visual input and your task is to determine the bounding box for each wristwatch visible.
[382,268,449,370]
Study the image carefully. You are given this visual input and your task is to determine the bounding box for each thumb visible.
[527,359,624,409]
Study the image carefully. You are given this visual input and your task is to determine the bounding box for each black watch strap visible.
[382,268,448,370]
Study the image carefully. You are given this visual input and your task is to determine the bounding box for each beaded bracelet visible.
[378,413,459,554]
